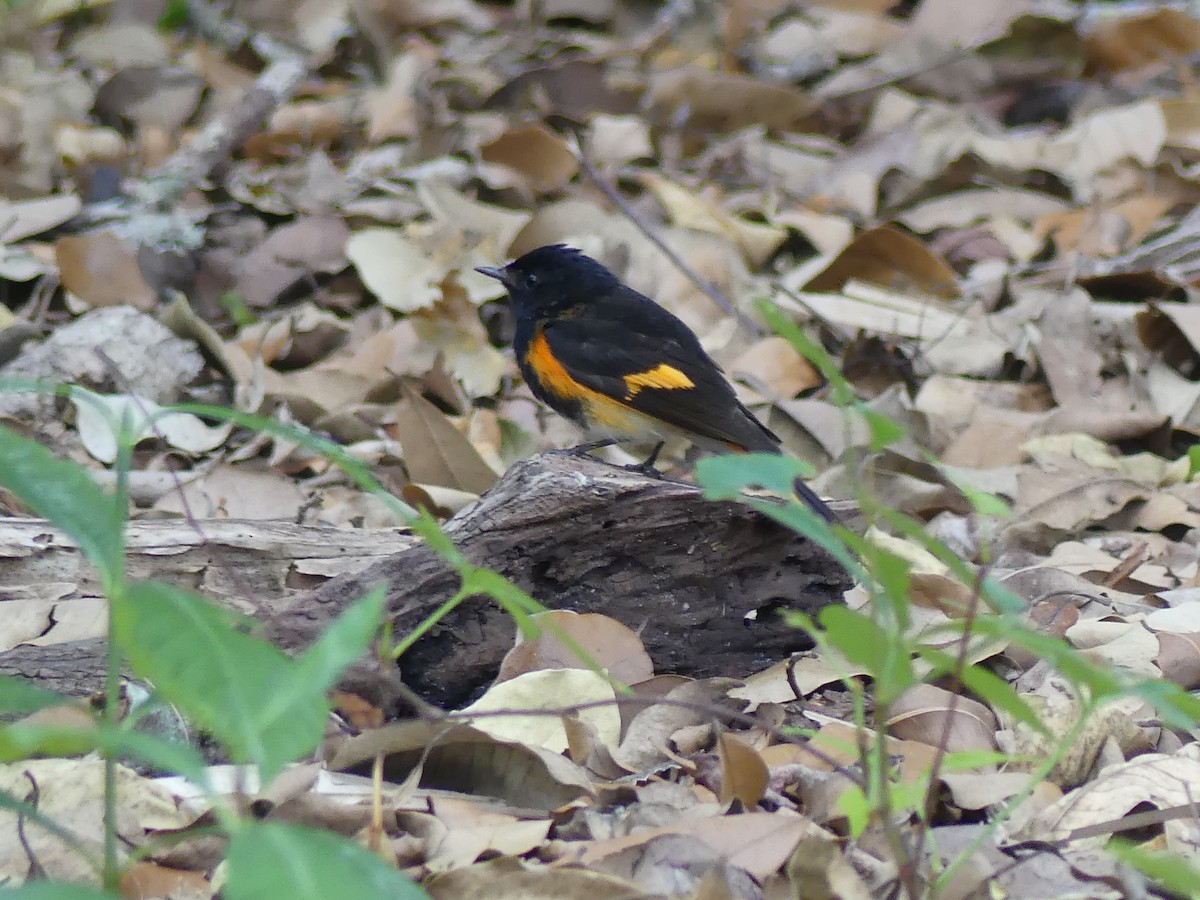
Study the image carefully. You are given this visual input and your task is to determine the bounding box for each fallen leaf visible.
[392,382,501,494]
[496,610,654,686]
[55,231,156,310]
[481,124,578,193]
[459,668,621,753]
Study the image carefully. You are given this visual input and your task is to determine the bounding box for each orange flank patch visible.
[524,331,672,441]
[525,330,596,404]
[622,363,694,398]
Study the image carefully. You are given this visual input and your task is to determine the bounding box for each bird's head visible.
[476,244,619,320]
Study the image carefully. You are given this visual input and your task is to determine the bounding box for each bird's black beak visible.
[475,265,509,287]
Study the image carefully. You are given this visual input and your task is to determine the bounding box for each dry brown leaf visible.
[346,228,443,312]
[1161,97,1200,152]
[236,216,349,308]
[425,857,646,900]
[728,336,820,399]
[649,68,816,133]
[329,721,593,811]
[480,124,578,193]
[425,796,551,873]
[120,862,213,900]
[642,173,788,266]
[886,684,998,753]
[786,720,941,785]
[939,772,1048,811]
[588,114,653,168]
[0,759,190,881]
[579,811,815,882]
[243,99,350,158]
[1137,302,1200,379]
[1033,195,1174,257]
[1023,751,1200,851]
[717,732,768,807]
[365,49,433,143]
[0,194,81,243]
[1154,631,1200,689]
[152,463,308,520]
[392,382,500,494]
[802,224,957,298]
[1085,8,1200,73]
[615,678,744,774]
[55,231,156,310]
[496,610,653,686]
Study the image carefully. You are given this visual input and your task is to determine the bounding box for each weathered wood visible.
[0,454,851,710]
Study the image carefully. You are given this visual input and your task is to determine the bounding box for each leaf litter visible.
[3,0,1200,896]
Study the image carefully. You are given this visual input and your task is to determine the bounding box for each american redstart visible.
[476,244,834,522]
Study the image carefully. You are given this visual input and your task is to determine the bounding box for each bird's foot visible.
[623,441,665,478]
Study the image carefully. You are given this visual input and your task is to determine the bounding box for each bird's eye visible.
[524,272,539,288]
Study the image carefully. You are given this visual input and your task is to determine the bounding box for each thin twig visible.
[572,137,764,338]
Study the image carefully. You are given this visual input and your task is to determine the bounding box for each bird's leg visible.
[625,441,665,477]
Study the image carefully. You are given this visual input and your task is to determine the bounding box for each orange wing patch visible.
[623,364,694,399]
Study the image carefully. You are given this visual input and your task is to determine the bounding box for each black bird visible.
[477,244,834,521]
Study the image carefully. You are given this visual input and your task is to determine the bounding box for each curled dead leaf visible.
[886,684,998,754]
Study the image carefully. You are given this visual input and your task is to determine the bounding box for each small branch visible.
[139,35,307,208]
[572,137,764,338]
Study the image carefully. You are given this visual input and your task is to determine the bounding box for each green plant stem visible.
[909,556,989,890]
[390,587,470,659]
[101,621,121,892]
[101,421,134,891]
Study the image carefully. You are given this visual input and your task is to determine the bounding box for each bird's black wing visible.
[540,298,780,452]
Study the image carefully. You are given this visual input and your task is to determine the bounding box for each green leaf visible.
[114,581,388,782]
[0,676,66,715]
[219,291,257,328]
[1124,676,1200,731]
[157,0,190,30]
[697,451,799,498]
[862,408,905,450]
[0,717,205,785]
[819,606,913,696]
[0,425,125,585]
[1109,842,1200,899]
[862,546,911,631]
[0,885,119,899]
[942,474,1011,519]
[1189,444,1200,481]
[100,728,209,784]
[695,453,863,578]
[0,724,101,760]
[224,822,429,900]
[937,750,1019,771]
[757,301,854,405]
[290,584,387,706]
[835,783,870,840]
[112,581,327,782]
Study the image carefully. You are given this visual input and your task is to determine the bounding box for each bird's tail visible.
[725,439,838,523]
[790,475,837,523]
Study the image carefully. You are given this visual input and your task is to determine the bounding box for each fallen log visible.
[0,453,851,710]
